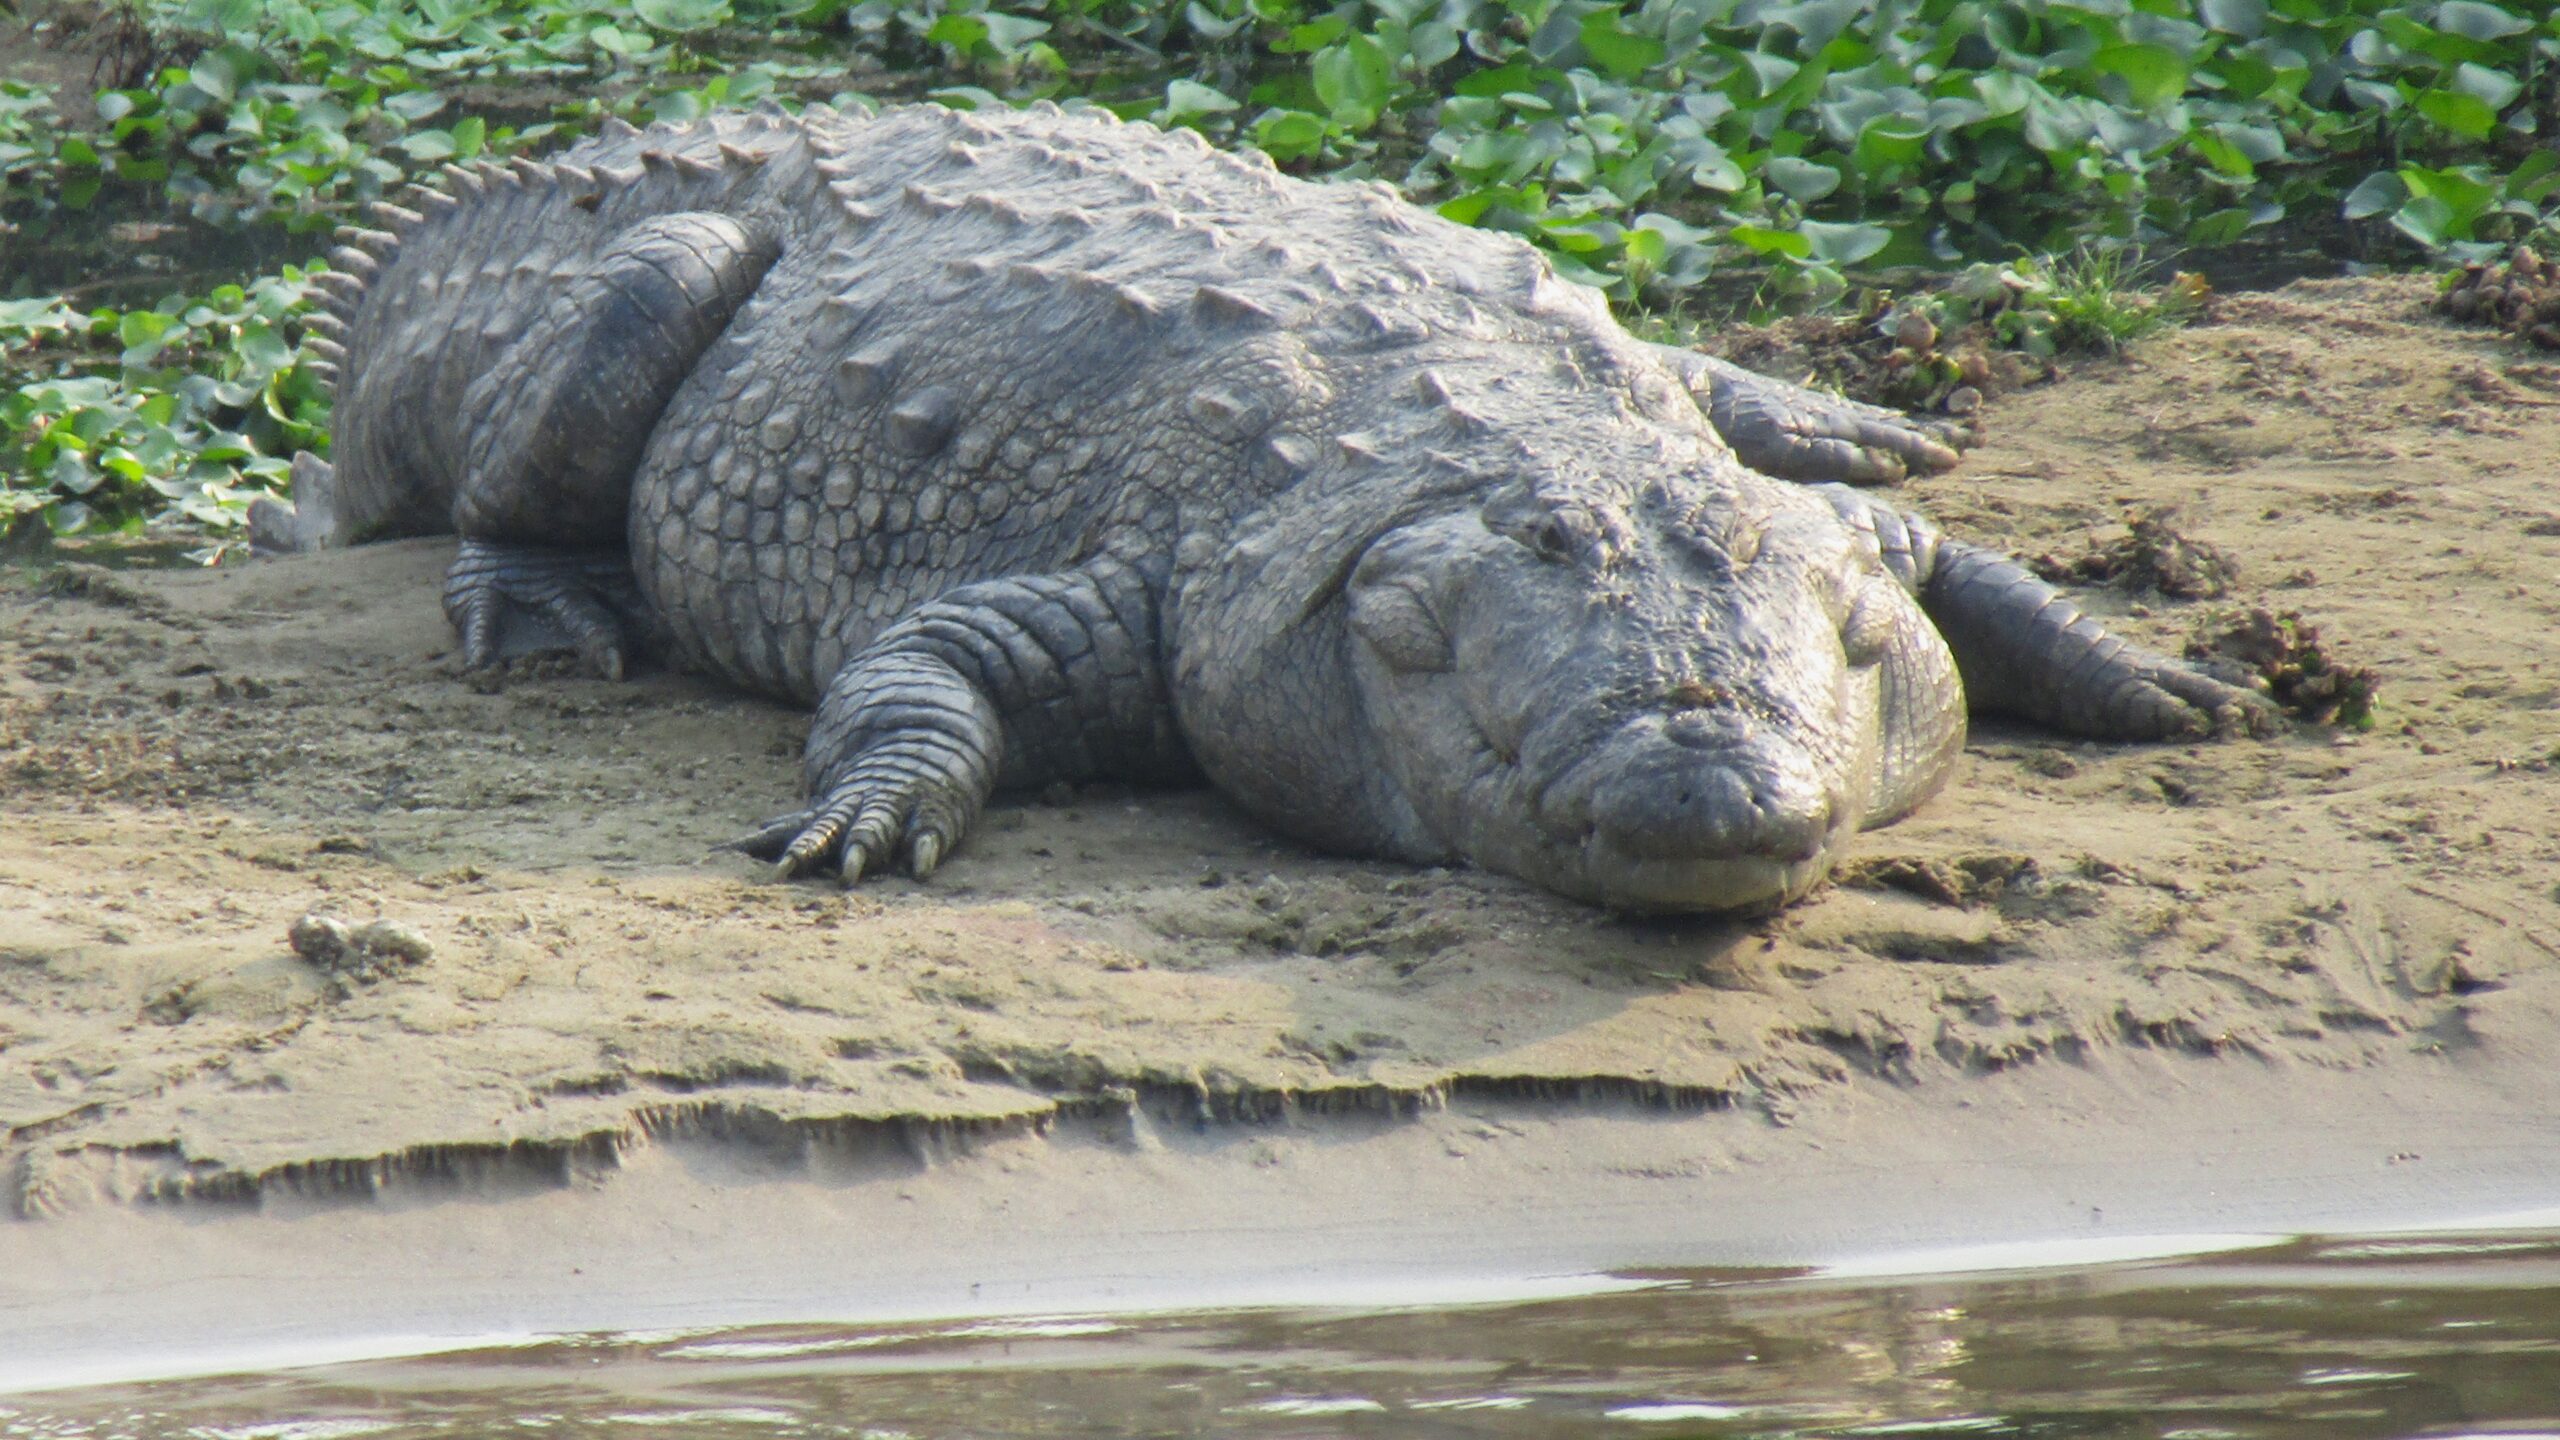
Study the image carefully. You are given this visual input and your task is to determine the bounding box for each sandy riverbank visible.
[5,275,2559,1383]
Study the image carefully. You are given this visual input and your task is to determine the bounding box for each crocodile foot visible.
[1710,374,1971,484]
[442,539,649,681]
[734,651,1002,885]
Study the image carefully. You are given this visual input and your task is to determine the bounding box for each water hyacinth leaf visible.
[383,89,448,123]
[187,54,237,104]
[587,23,649,56]
[1764,154,1840,202]
[2449,61,2523,112]
[979,14,1052,54]
[1796,219,1890,266]
[1853,118,1929,170]
[2093,42,2189,108]
[1162,80,1239,123]
[1454,62,1539,98]
[2416,88,2497,140]
[2506,149,2560,200]
[2390,194,2454,247]
[2190,130,2255,179]
[925,14,987,48]
[2434,0,2529,40]
[632,0,730,33]
[1185,2,1248,40]
[1254,109,1328,161]
[2199,0,2267,36]
[1409,21,1461,69]
[1312,33,1393,130]
[398,128,459,161]
[1578,11,1665,80]
[2342,170,2408,219]
[1728,223,1811,258]
[1273,16,1348,54]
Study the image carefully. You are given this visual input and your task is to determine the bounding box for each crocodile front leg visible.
[1651,344,1970,484]
[736,558,1194,883]
[1814,485,2272,740]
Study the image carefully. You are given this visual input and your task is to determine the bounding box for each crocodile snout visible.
[1585,712,1840,865]
[1532,707,1856,911]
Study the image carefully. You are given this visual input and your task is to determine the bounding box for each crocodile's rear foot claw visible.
[442,539,646,682]
[2144,664,2281,740]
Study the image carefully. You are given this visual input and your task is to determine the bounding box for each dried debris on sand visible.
[2437,246,2560,350]
[2032,507,2240,600]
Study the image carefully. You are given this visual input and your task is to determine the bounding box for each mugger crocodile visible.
[253,102,2266,913]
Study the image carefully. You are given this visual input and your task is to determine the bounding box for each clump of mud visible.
[1835,851,2040,908]
[1686,293,2047,420]
[2033,508,2238,599]
[2186,607,2379,729]
[290,913,435,985]
[2437,247,2560,350]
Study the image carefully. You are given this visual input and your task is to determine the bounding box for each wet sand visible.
[6,276,2559,1385]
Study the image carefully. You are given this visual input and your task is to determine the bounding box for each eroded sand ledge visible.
[5,277,2560,1380]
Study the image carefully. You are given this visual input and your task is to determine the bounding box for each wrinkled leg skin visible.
[439,212,780,677]
[1815,485,2273,739]
[1650,343,1972,485]
[731,559,1194,883]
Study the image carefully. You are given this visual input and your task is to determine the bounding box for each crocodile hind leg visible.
[1814,485,2272,740]
[1649,343,1971,484]
[731,558,1193,883]
[443,211,779,677]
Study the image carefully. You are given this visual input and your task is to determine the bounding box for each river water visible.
[5,1229,2556,1438]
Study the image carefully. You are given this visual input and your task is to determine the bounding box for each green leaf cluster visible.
[1,272,329,551]
[4,0,2556,549]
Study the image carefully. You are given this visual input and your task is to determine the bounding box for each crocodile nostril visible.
[1664,709,1738,749]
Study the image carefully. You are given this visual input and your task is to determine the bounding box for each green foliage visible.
[15,0,2555,282]
[1884,250,2208,367]
[3,0,2556,550]
[0,272,330,554]
[0,79,63,208]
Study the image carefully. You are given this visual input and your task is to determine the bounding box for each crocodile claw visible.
[442,540,647,681]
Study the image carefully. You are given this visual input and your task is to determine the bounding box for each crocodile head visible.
[1324,466,1966,913]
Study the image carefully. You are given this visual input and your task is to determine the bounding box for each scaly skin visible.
[259,102,2267,913]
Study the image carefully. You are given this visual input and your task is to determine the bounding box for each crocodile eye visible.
[1348,582,1454,674]
[1487,510,1575,564]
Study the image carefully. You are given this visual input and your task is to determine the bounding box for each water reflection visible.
[7,1231,2559,1439]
